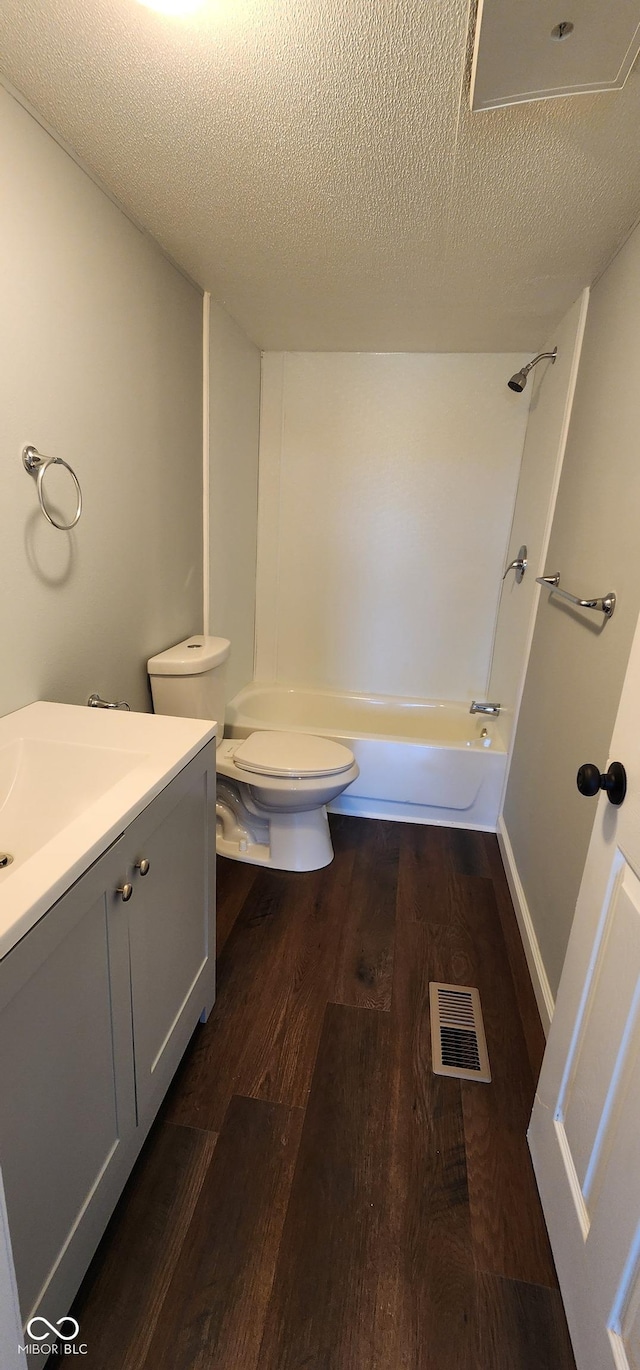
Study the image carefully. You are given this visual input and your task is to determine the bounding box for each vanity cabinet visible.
[124,749,213,1124]
[0,741,215,1343]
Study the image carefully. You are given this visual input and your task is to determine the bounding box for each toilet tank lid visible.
[147,635,230,676]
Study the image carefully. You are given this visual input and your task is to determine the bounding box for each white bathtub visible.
[226,684,506,831]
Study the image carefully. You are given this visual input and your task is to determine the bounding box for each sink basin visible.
[0,702,216,959]
[0,737,147,866]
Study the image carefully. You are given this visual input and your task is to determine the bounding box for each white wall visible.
[503,216,640,1003]
[255,352,531,701]
[208,301,261,701]
[0,87,203,717]
[489,291,589,741]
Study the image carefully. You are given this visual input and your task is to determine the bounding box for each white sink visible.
[0,737,148,865]
[0,702,216,959]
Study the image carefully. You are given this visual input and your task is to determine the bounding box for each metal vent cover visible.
[429,982,491,1083]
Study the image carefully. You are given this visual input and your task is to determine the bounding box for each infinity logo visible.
[26,1316,80,1342]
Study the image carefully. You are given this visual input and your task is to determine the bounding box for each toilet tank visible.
[147,636,230,745]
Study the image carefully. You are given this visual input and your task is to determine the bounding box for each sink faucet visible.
[87,693,130,711]
[470,701,501,716]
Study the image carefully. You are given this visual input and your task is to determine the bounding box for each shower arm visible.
[523,349,557,376]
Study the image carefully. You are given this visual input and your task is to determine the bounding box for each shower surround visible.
[255,351,530,707]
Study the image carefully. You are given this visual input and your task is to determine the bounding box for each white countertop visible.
[0,702,216,960]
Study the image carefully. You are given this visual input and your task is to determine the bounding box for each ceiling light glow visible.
[136,0,205,16]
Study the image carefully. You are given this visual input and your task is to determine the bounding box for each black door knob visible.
[576,761,627,807]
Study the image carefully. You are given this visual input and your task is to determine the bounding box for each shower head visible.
[508,347,557,393]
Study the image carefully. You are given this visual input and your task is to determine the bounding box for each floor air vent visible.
[429,983,491,1082]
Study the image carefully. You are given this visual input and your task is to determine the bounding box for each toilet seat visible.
[232,730,355,780]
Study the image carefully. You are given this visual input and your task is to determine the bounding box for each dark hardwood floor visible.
[65,816,576,1369]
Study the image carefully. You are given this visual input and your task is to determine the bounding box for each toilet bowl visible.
[147,636,359,871]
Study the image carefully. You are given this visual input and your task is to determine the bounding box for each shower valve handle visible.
[502,545,527,584]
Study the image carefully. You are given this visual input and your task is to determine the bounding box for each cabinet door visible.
[0,840,135,1330]
[124,744,216,1124]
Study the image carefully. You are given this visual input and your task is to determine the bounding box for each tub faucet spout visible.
[470,701,501,716]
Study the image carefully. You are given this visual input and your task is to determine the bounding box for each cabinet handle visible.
[116,883,134,902]
[135,858,150,877]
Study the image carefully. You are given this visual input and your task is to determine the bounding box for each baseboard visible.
[497,817,555,1035]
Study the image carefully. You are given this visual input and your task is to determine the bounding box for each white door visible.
[529,606,640,1370]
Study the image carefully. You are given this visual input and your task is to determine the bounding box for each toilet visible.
[147,636,359,871]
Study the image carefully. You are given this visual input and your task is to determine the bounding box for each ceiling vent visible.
[470,0,640,111]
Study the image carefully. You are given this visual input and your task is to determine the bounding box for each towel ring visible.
[22,445,83,531]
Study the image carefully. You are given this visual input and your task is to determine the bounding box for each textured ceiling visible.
[2,0,640,350]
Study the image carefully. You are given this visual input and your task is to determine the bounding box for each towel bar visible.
[536,573,616,620]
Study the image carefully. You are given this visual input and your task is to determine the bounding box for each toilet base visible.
[216,802,335,872]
